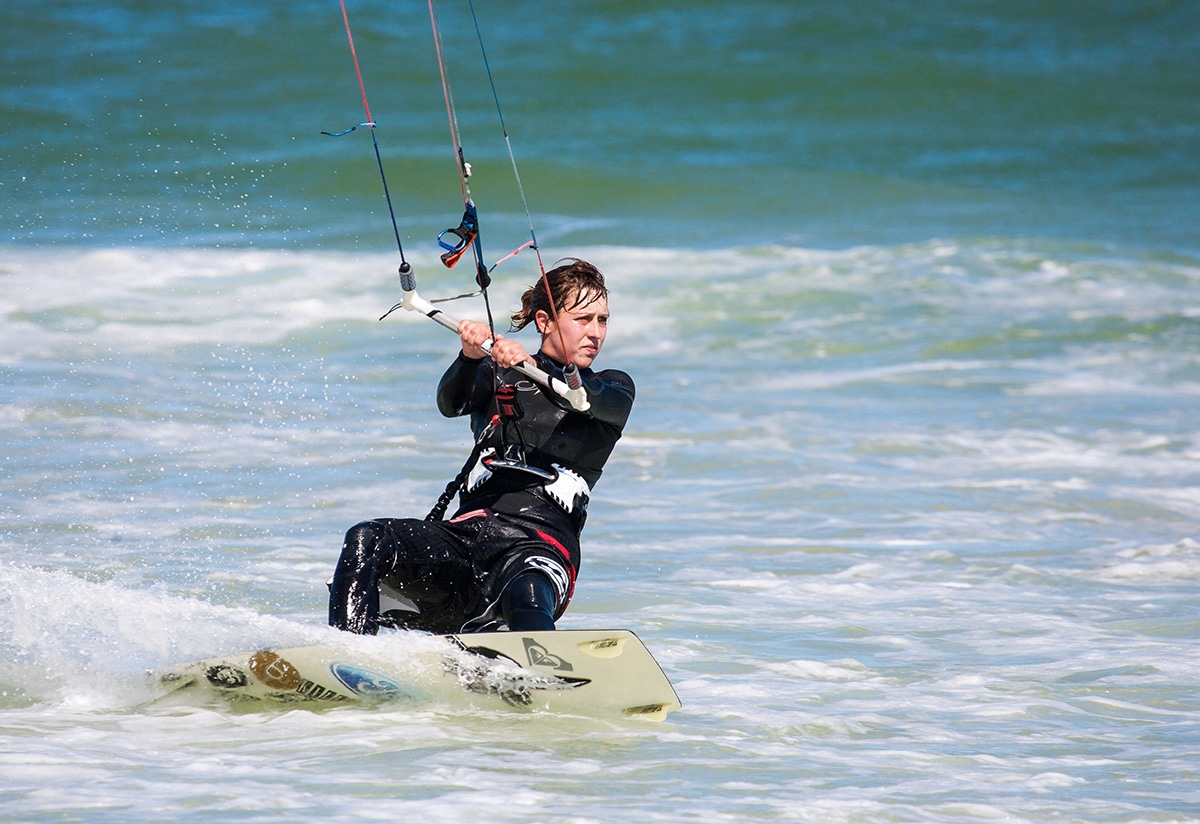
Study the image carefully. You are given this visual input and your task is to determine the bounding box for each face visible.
[537,291,609,369]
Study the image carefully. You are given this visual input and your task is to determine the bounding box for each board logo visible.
[249,650,303,690]
[331,662,403,696]
[523,637,574,672]
[205,664,249,688]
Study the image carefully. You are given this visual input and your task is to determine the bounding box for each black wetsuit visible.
[328,350,634,635]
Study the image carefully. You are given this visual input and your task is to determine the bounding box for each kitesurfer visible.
[328,259,634,635]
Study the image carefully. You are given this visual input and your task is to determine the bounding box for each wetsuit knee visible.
[500,570,557,632]
[328,520,390,634]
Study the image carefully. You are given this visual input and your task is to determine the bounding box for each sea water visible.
[2,1,1199,821]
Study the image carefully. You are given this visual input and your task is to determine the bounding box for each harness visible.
[465,450,590,516]
[426,378,589,523]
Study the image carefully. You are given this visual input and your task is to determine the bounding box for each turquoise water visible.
[5,1,1198,251]
[3,2,1200,822]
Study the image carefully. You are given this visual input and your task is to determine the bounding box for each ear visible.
[535,309,552,335]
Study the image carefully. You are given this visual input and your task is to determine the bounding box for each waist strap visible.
[466,450,590,516]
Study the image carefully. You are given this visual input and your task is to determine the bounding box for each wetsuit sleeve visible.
[582,369,636,428]
[437,352,493,418]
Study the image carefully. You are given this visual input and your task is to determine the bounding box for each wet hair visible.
[509,258,608,333]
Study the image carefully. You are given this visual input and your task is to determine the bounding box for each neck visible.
[537,349,573,370]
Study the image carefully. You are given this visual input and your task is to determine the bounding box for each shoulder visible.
[586,367,635,416]
[593,368,634,391]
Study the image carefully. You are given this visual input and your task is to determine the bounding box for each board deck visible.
[154,629,680,721]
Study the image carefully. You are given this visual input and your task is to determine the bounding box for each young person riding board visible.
[328,259,634,634]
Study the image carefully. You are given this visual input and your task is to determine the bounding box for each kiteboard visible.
[154,629,680,721]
